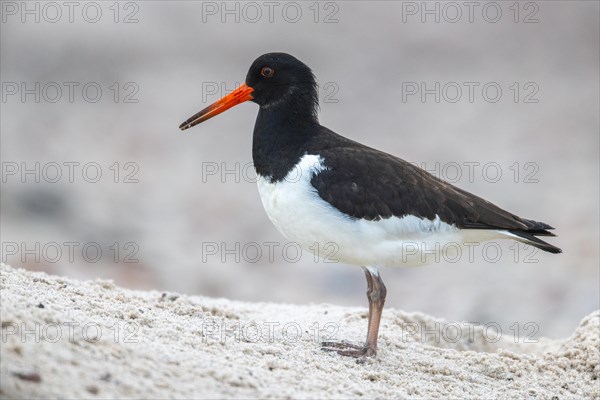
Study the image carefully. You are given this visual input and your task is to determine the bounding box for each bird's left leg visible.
[321,266,387,358]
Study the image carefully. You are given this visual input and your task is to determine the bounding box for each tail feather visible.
[506,229,562,254]
[524,230,556,237]
[520,218,555,231]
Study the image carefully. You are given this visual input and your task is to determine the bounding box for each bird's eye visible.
[261,67,275,78]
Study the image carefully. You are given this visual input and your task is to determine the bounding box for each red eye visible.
[261,67,275,78]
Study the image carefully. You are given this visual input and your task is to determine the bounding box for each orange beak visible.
[179,83,254,131]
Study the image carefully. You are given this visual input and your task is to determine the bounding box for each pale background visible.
[1,1,598,338]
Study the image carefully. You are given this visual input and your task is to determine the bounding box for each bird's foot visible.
[321,340,376,358]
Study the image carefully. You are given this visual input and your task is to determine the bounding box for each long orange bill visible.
[179,83,254,131]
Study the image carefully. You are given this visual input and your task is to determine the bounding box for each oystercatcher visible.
[179,53,561,358]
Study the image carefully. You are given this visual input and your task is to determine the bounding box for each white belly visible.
[256,154,508,267]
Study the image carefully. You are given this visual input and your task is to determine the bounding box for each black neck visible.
[252,101,319,182]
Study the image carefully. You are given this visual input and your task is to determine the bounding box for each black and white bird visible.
[179,53,561,358]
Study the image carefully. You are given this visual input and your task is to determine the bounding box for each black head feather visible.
[245,52,319,122]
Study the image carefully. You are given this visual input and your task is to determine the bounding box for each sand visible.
[0,263,598,399]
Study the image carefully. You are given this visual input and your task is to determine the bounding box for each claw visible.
[321,340,376,358]
[321,340,363,350]
[320,267,386,359]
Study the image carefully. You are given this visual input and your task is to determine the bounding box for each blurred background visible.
[1,1,598,338]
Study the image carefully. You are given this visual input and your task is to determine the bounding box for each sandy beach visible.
[1,263,598,399]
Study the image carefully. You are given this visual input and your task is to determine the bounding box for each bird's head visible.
[179,52,318,131]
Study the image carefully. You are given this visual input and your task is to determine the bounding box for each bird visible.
[179,52,561,358]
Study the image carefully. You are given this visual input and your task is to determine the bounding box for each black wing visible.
[309,134,561,254]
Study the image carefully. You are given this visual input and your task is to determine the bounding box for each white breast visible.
[256,154,507,267]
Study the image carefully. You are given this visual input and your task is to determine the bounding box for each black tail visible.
[508,220,562,254]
